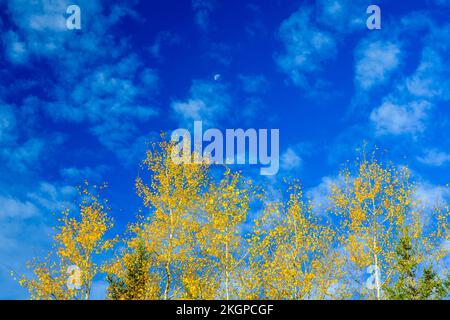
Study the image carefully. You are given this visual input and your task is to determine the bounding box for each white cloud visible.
[0,180,77,298]
[276,7,336,88]
[46,55,159,154]
[27,182,77,212]
[172,99,207,121]
[49,55,158,122]
[0,100,58,173]
[171,80,230,126]
[280,148,302,171]
[0,196,39,220]
[3,0,137,63]
[414,182,450,208]
[405,25,450,101]
[3,31,29,64]
[60,165,108,183]
[1,138,46,172]
[370,100,431,136]
[417,149,450,166]
[0,181,76,248]
[363,24,450,138]
[0,103,17,144]
[355,40,401,90]
[316,0,368,33]
[192,0,216,32]
[307,176,345,215]
[406,49,450,100]
[2,1,157,160]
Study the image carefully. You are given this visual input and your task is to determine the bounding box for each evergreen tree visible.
[387,232,450,300]
[107,241,157,300]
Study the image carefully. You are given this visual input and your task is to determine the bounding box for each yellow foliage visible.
[16,143,450,300]
[19,183,116,300]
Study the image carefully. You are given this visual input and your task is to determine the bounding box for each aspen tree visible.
[330,156,450,299]
[18,183,116,300]
[18,141,450,300]
[249,183,343,299]
[192,169,252,299]
[134,140,209,299]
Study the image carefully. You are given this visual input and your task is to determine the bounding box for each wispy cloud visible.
[417,149,450,166]
[0,103,17,144]
[307,175,346,215]
[414,182,450,208]
[316,0,368,33]
[276,7,336,89]
[2,0,158,157]
[60,165,109,183]
[192,0,217,32]
[355,39,402,90]
[280,148,302,172]
[405,26,450,102]
[0,196,39,220]
[27,182,77,212]
[370,100,431,136]
[171,80,230,127]
[0,180,77,298]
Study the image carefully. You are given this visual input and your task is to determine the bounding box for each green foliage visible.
[387,232,450,300]
[107,241,155,300]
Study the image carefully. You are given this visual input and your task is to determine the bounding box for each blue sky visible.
[1,0,450,299]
